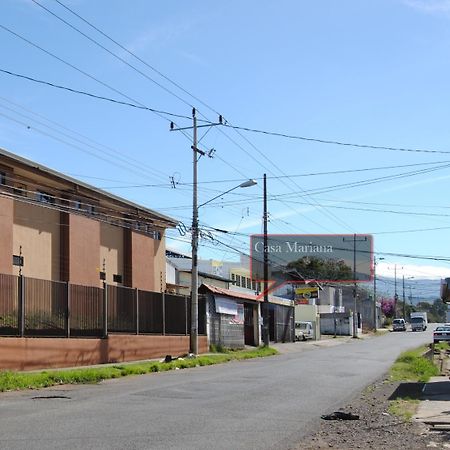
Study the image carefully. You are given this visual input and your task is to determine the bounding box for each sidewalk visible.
[271,335,354,354]
[414,376,450,430]
[271,329,390,354]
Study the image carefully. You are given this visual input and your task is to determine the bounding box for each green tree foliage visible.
[286,256,353,281]
[411,299,448,323]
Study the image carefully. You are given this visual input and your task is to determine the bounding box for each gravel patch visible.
[297,377,450,450]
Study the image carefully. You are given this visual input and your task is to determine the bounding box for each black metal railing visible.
[0,273,206,338]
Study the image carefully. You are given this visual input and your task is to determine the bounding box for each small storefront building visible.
[199,284,262,349]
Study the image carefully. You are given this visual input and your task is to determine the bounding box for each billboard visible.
[250,234,373,297]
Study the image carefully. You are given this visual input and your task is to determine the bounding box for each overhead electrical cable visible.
[221,124,450,155]
[0,68,191,120]
[33,1,350,233]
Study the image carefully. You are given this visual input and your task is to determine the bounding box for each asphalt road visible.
[0,329,435,450]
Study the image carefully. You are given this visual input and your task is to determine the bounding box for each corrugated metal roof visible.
[200,284,263,302]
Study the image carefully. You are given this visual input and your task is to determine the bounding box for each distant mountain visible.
[374,276,440,304]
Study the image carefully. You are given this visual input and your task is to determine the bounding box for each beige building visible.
[0,148,177,290]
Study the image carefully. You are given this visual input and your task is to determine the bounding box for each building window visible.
[252,280,256,291]
[72,199,82,210]
[235,275,241,287]
[113,274,123,284]
[14,184,27,197]
[151,230,162,240]
[36,191,55,204]
[231,273,236,283]
[0,171,6,185]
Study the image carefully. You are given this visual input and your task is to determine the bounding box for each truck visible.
[410,312,427,332]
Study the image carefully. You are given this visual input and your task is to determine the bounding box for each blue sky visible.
[2,0,450,292]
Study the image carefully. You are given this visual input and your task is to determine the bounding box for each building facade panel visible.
[100,222,124,286]
[13,202,60,280]
[0,197,13,274]
[68,214,100,286]
[130,230,156,291]
[153,235,166,292]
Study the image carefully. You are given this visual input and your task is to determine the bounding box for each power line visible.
[280,199,450,219]
[0,68,192,120]
[0,24,174,123]
[152,162,450,210]
[30,0,202,112]
[222,124,450,155]
[95,159,450,189]
[53,0,224,119]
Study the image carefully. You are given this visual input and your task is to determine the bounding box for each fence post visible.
[162,292,165,335]
[135,288,139,335]
[185,295,188,336]
[66,282,71,338]
[18,275,25,337]
[103,281,108,338]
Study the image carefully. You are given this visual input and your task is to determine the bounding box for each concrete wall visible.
[0,335,208,371]
[153,233,166,292]
[130,230,155,291]
[68,214,100,286]
[0,197,13,274]
[100,222,124,285]
[13,202,60,280]
[320,313,353,336]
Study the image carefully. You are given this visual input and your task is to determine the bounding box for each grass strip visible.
[387,345,440,423]
[388,398,420,422]
[389,345,439,383]
[0,346,278,392]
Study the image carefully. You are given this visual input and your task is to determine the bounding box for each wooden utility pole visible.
[262,173,270,346]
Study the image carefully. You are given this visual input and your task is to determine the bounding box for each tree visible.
[381,298,395,318]
[286,256,353,281]
[412,299,447,322]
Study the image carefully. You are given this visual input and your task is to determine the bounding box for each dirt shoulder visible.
[298,376,449,450]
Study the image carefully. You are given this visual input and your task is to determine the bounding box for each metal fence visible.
[0,273,206,338]
[271,304,295,343]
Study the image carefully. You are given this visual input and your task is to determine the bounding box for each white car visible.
[392,318,406,331]
[295,321,314,341]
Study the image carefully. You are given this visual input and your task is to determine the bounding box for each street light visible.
[198,179,257,208]
[373,257,384,331]
[190,179,257,355]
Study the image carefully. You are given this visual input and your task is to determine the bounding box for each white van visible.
[295,321,314,341]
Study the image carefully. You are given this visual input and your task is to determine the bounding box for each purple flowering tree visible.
[381,298,395,318]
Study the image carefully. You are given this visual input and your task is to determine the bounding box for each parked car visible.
[295,321,314,341]
[392,318,406,331]
[433,326,450,344]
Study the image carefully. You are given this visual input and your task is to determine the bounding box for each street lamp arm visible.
[198,179,257,208]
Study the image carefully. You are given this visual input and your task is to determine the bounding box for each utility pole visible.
[394,264,398,318]
[343,234,367,338]
[170,111,234,355]
[190,108,199,355]
[373,257,384,331]
[262,173,270,346]
[402,275,406,320]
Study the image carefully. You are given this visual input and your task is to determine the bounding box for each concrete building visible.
[166,253,294,345]
[0,149,213,370]
[0,148,176,290]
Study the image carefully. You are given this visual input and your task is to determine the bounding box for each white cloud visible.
[403,0,450,14]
